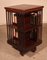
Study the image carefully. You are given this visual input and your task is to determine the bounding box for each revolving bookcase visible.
[5,4,44,56]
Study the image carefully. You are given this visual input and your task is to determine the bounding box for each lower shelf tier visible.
[7,37,42,49]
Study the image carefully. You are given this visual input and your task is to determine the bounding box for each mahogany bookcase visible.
[5,4,44,56]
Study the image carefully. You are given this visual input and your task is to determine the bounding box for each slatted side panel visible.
[6,11,13,41]
[30,11,42,46]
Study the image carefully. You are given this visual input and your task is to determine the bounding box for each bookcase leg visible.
[7,40,12,45]
[31,46,36,52]
[20,51,24,56]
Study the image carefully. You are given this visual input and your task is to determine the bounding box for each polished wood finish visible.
[5,4,44,56]
[5,4,43,13]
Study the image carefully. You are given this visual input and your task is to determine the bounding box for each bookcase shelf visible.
[5,4,44,56]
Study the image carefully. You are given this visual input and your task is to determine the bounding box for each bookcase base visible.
[7,39,42,56]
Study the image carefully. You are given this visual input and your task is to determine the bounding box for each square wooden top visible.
[5,4,44,13]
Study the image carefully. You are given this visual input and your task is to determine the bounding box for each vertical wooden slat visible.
[37,10,43,41]
[11,13,13,40]
[6,11,10,40]
[6,11,8,40]
[9,12,13,40]
[8,12,10,40]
